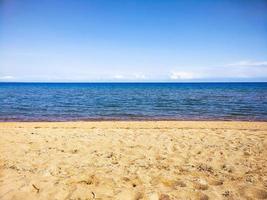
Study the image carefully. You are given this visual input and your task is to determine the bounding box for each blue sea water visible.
[0,82,266,121]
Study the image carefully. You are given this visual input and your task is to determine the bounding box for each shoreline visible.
[1,121,267,199]
[0,119,267,122]
[1,120,267,129]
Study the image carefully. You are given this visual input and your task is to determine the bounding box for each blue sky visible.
[1,0,267,82]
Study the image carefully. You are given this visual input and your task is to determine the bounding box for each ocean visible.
[0,82,266,121]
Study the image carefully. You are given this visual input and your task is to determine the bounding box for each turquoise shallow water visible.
[0,82,266,121]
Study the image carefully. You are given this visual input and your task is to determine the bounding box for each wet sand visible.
[0,121,267,200]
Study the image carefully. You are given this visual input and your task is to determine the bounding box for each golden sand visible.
[0,121,267,200]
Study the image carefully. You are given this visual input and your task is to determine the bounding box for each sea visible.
[0,82,266,121]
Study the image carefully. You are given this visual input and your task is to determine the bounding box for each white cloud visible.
[112,73,147,80]
[228,60,267,67]
[0,75,15,80]
[170,71,196,80]
[113,75,124,79]
[134,73,146,79]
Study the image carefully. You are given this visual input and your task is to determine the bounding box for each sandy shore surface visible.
[0,121,267,200]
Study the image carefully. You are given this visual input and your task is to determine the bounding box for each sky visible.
[0,0,267,82]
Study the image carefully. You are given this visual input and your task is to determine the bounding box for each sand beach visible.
[0,121,267,200]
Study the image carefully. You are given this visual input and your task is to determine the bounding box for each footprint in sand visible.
[174,180,187,188]
[195,192,209,200]
[194,182,209,190]
[154,177,186,189]
[239,186,267,199]
[115,189,143,200]
[193,179,209,190]
[208,178,223,186]
[159,194,170,200]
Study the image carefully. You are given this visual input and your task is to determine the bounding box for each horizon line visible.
[1,81,267,84]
